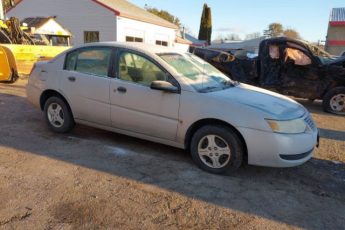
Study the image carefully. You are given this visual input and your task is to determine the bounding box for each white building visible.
[7,0,187,49]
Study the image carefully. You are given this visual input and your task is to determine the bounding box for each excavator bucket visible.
[0,45,18,82]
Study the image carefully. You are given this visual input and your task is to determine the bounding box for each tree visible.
[214,33,241,43]
[145,6,181,27]
[245,32,261,40]
[198,3,212,44]
[2,0,15,12]
[283,29,301,39]
[183,25,193,35]
[264,23,283,37]
[225,33,241,41]
[264,23,302,39]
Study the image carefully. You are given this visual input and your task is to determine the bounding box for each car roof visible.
[71,42,185,56]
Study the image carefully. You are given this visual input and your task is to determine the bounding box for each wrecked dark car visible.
[190,37,345,115]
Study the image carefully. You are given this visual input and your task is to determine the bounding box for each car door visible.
[280,46,321,98]
[260,43,284,87]
[60,47,113,126]
[110,49,180,140]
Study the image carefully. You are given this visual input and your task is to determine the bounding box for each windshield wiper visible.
[222,80,238,87]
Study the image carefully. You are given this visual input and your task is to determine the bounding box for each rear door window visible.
[65,51,78,70]
[65,47,112,77]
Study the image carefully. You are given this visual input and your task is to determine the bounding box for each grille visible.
[304,115,316,131]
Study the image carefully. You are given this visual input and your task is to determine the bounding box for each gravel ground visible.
[0,79,344,230]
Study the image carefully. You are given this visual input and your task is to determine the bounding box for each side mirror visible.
[150,81,179,93]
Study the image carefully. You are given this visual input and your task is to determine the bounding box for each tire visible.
[190,125,244,174]
[322,87,345,115]
[43,96,75,133]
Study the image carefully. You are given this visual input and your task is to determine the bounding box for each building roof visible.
[22,17,51,28]
[7,0,179,30]
[185,33,207,46]
[3,0,21,13]
[209,36,267,51]
[330,7,345,22]
[93,0,178,29]
[21,17,72,36]
[175,36,192,45]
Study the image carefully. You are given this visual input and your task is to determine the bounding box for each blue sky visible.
[129,0,344,42]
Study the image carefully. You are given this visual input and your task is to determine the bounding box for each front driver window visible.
[285,48,311,66]
[118,52,166,86]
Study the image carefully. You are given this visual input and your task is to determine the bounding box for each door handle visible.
[117,87,127,93]
[68,76,76,82]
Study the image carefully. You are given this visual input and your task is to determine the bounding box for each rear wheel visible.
[322,87,345,115]
[190,125,244,174]
[44,96,75,133]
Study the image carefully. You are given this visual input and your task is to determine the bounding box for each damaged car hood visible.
[210,83,305,120]
[327,55,345,65]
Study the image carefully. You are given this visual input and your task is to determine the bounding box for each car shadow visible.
[1,91,345,229]
[319,128,345,141]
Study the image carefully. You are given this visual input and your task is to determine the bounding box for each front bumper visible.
[237,127,318,168]
[279,148,314,160]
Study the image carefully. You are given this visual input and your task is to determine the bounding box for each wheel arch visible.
[184,118,248,163]
[40,89,74,117]
[320,80,345,99]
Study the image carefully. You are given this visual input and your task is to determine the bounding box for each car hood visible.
[327,55,345,65]
[210,83,306,120]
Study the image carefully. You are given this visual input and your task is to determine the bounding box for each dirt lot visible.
[0,79,344,230]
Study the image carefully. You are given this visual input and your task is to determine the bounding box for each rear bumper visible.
[26,83,41,109]
[237,127,318,167]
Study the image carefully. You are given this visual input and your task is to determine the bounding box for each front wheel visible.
[44,96,75,133]
[190,125,244,174]
[322,87,345,115]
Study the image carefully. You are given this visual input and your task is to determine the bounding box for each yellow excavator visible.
[0,4,70,83]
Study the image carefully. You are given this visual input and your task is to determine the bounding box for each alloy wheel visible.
[197,135,231,169]
[47,103,65,128]
[330,94,345,113]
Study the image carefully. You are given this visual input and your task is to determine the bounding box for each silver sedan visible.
[27,42,319,174]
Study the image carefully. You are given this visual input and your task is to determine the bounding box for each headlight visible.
[266,118,307,134]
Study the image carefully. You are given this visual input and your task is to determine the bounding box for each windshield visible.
[159,53,236,92]
[308,44,335,64]
[309,44,331,58]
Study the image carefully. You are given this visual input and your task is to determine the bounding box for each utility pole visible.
[0,0,4,20]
